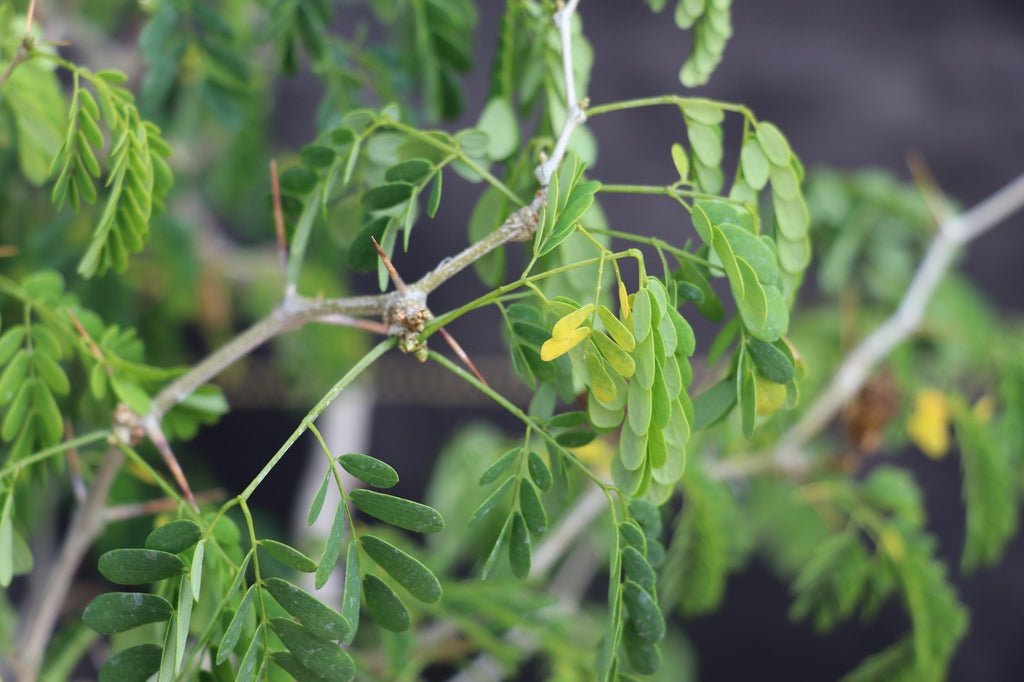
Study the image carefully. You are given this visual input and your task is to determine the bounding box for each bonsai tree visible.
[1,0,1023,680]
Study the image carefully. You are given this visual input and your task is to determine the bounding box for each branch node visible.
[384,291,431,359]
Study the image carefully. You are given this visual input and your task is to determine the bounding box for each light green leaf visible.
[478,98,519,160]
[235,623,264,682]
[756,122,792,165]
[670,143,690,181]
[686,121,723,167]
[740,137,770,190]
[340,543,360,644]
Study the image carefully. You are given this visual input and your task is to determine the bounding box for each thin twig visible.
[141,415,197,508]
[103,488,226,522]
[269,160,289,273]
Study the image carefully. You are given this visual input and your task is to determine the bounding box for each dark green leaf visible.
[426,171,443,218]
[338,453,399,488]
[385,159,434,184]
[747,339,794,384]
[270,618,355,681]
[272,652,333,682]
[279,166,319,194]
[236,623,264,682]
[301,145,336,169]
[348,217,390,272]
[363,183,413,211]
[360,535,442,603]
[519,480,548,535]
[260,540,318,573]
[527,451,553,491]
[99,644,163,682]
[98,549,186,585]
[145,520,202,554]
[622,547,656,593]
[692,381,737,430]
[508,512,531,578]
[362,574,410,631]
[622,625,661,675]
[623,580,665,643]
[349,489,444,533]
[83,592,173,634]
[264,577,350,641]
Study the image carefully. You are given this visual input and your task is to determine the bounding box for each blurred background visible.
[4,0,1024,679]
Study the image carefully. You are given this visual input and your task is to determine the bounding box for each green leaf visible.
[692,380,737,430]
[99,644,163,682]
[623,580,665,643]
[83,592,173,634]
[270,618,355,681]
[527,451,553,492]
[686,121,723,167]
[747,339,794,384]
[0,500,12,588]
[469,476,515,525]
[338,453,399,488]
[477,98,519,160]
[756,122,792,165]
[260,540,318,572]
[189,539,204,601]
[362,574,410,631]
[627,374,653,434]
[174,575,192,672]
[519,480,548,535]
[349,489,444,533]
[426,171,443,218]
[235,623,264,682]
[316,502,346,589]
[272,652,335,682]
[740,137,770,190]
[363,183,414,211]
[670,143,690,181]
[385,158,434,184]
[508,512,532,578]
[307,469,332,526]
[543,180,600,256]
[110,376,151,415]
[280,166,319,194]
[216,584,255,664]
[622,624,662,675]
[734,257,768,332]
[597,305,637,352]
[301,144,336,169]
[264,577,351,640]
[340,543,361,644]
[145,520,202,554]
[98,549,186,585]
[360,535,442,603]
[622,547,656,593]
[480,448,520,485]
[955,408,1016,571]
[348,217,390,272]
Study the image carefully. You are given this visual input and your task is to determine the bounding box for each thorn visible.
[906,152,954,227]
[142,417,198,511]
[269,160,288,272]
[438,327,489,386]
[371,236,408,293]
[66,307,108,368]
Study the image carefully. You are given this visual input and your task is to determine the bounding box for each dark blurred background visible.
[208,1,1024,680]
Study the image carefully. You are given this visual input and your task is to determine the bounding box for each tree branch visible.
[13,446,124,682]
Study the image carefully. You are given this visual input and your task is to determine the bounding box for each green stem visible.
[238,499,271,655]
[586,95,752,120]
[0,430,109,481]
[116,442,188,509]
[238,338,394,501]
[428,351,615,492]
[586,229,716,269]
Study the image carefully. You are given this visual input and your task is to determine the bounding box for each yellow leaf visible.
[880,527,905,562]
[754,374,787,416]
[551,303,595,339]
[540,327,591,361]
[973,395,996,423]
[907,389,950,458]
[618,282,631,320]
[572,437,613,477]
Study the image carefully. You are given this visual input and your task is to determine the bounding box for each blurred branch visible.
[736,171,1024,477]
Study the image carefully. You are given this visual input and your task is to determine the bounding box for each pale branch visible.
[766,171,1024,472]
[13,447,124,682]
[536,0,586,187]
